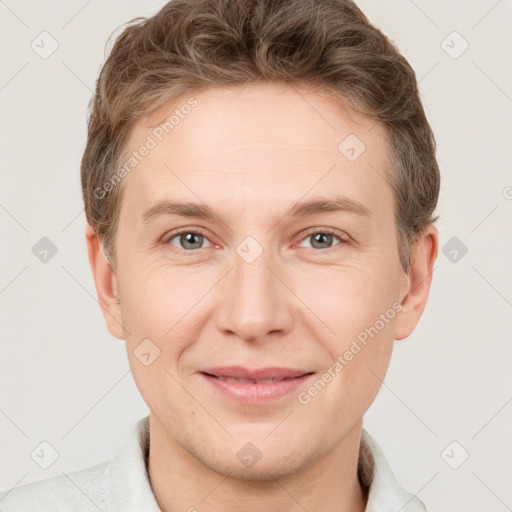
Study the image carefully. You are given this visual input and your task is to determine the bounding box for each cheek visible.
[293,263,399,349]
[119,263,206,339]
[118,264,212,401]
[293,263,398,409]
[306,320,395,431]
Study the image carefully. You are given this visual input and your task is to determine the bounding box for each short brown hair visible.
[81,0,440,272]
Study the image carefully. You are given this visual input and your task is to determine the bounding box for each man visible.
[0,0,439,510]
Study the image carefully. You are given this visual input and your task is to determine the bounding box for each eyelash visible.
[163,227,349,253]
[297,228,350,247]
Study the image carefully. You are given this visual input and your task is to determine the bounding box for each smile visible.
[198,367,315,404]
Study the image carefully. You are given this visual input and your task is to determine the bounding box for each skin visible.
[86,82,438,512]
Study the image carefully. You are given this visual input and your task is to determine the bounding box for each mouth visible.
[198,366,315,404]
[200,366,313,380]
[204,375,304,384]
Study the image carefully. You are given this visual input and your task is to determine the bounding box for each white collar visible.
[103,416,426,511]
[359,429,427,511]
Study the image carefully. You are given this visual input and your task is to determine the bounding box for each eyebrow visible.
[141,195,371,223]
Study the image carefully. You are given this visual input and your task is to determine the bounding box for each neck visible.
[147,414,369,512]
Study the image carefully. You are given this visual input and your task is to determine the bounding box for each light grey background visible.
[1,0,511,510]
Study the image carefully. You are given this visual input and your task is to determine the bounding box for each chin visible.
[207,452,311,482]
[194,434,316,482]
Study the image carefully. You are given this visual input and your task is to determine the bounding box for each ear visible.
[85,224,125,340]
[394,224,439,341]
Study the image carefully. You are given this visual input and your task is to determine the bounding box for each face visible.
[100,82,418,479]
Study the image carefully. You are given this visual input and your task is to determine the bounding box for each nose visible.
[214,241,294,342]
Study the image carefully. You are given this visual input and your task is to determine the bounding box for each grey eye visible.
[310,233,334,249]
[169,232,210,250]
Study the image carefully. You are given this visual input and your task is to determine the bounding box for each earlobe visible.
[394,225,439,341]
[85,224,125,340]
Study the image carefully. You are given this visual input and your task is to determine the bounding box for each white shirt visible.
[0,416,427,511]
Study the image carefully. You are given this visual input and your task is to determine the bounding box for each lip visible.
[200,366,311,380]
[198,366,314,405]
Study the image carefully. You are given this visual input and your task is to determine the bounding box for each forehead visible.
[119,83,393,221]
